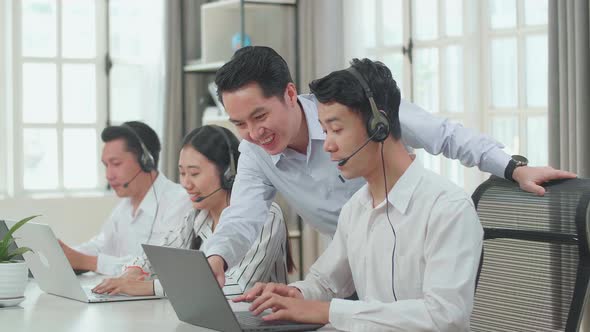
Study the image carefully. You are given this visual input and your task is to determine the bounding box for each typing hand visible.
[249,293,329,325]
[92,277,154,296]
[233,282,303,304]
[513,166,577,196]
[207,255,226,288]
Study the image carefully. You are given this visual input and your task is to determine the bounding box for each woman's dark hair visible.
[181,125,295,273]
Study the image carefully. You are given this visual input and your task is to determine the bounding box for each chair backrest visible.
[471,176,590,332]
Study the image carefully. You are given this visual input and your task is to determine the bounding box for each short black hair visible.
[181,125,240,184]
[309,58,402,140]
[101,121,161,168]
[214,46,293,104]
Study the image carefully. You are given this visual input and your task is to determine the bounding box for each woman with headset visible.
[92,125,294,296]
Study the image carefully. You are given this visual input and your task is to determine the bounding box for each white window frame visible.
[480,0,548,164]
[10,0,108,197]
[0,0,11,198]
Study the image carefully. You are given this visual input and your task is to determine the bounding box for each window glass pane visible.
[63,64,96,123]
[62,0,96,58]
[525,35,548,108]
[490,38,517,108]
[110,65,142,123]
[491,116,519,155]
[22,63,57,123]
[527,116,548,166]
[443,45,463,113]
[23,128,58,190]
[64,129,97,189]
[360,0,377,49]
[413,48,439,113]
[524,0,548,26]
[446,159,464,187]
[413,0,438,40]
[417,149,441,174]
[445,0,463,36]
[109,0,165,60]
[21,0,56,57]
[382,0,403,46]
[489,0,516,29]
[382,53,404,95]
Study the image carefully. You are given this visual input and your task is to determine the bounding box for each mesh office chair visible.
[471,176,590,332]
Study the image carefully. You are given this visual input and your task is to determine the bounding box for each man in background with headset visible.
[207,46,575,286]
[234,58,483,331]
[59,121,191,276]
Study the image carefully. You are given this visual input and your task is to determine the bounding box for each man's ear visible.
[284,83,298,106]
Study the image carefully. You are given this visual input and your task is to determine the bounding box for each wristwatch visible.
[504,155,529,182]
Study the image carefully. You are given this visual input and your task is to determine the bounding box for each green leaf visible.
[0,238,15,260]
[6,246,33,261]
[1,215,40,245]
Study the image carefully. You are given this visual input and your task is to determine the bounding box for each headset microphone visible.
[193,187,223,203]
[123,170,142,188]
[337,127,383,167]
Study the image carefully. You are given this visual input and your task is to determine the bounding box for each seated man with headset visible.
[235,60,483,331]
[59,121,191,276]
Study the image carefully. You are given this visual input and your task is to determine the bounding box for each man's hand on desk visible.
[207,255,227,288]
[92,277,154,296]
[58,240,97,272]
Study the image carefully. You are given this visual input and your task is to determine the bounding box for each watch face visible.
[512,155,529,165]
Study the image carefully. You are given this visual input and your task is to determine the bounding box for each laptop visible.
[142,244,324,332]
[7,221,163,303]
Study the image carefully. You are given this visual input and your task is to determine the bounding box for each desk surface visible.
[2,276,337,332]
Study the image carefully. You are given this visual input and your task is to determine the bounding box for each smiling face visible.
[319,102,379,180]
[101,138,143,197]
[222,82,300,155]
[178,145,227,210]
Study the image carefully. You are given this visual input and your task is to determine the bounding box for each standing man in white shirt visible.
[59,121,191,276]
[206,46,575,285]
[235,58,483,331]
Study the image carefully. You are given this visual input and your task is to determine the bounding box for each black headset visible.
[121,123,156,173]
[346,67,391,142]
[211,125,237,190]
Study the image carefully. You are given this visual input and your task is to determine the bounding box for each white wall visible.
[0,195,118,245]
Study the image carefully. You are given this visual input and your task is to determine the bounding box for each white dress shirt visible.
[75,173,191,276]
[124,203,288,297]
[206,94,505,268]
[291,161,483,331]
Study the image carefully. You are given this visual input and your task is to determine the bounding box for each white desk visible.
[2,277,338,332]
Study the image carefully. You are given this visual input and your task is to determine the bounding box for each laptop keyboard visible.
[235,311,296,327]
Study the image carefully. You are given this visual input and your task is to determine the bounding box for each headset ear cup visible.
[367,111,390,142]
[221,167,234,190]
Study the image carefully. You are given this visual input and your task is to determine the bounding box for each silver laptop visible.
[142,244,324,332]
[7,221,163,303]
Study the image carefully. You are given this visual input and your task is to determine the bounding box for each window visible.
[343,0,548,192]
[1,0,165,197]
[12,0,107,194]
[485,0,548,166]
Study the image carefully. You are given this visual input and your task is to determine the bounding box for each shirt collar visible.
[358,160,424,215]
[270,94,325,165]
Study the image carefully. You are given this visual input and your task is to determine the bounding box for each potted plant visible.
[0,215,39,306]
